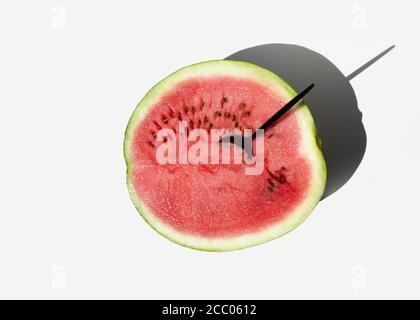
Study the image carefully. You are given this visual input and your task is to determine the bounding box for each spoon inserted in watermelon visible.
[220,83,315,155]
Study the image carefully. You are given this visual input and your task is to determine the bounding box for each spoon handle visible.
[252,83,315,140]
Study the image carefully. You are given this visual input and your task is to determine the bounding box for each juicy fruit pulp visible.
[125,61,326,251]
[130,77,309,235]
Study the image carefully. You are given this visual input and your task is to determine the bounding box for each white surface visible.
[0,0,419,299]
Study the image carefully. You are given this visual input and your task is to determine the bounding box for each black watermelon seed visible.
[276,175,286,184]
[239,103,246,109]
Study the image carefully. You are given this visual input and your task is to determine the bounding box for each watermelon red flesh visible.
[129,76,312,238]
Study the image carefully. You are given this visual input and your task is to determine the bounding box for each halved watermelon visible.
[124,60,326,251]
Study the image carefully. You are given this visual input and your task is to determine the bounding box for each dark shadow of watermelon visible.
[226,43,366,200]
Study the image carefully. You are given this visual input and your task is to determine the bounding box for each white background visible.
[0,0,419,299]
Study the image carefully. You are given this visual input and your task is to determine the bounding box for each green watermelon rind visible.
[124,60,326,252]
